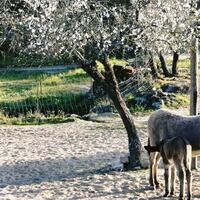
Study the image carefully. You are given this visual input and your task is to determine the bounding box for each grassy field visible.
[0,67,93,123]
[167,56,200,69]
[0,68,91,102]
[0,57,191,125]
[0,58,128,124]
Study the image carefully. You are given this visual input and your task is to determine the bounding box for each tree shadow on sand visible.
[0,151,126,187]
[0,152,198,200]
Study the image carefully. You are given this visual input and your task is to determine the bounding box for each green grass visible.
[110,58,128,66]
[129,104,155,114]
[0,56,192,125]
[0,67,93,120]
[0,110,77,125]
[168,94,190,108]
[0,68,91,102]
[166,56,200,69]
[166,58,190,68]
[0,57,129,124]
[96,58,129,71]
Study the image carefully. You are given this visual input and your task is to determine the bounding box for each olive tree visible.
[2,0,143,168]
[136,0,199,76]
[1,0,199,169]
[0,0,35,53]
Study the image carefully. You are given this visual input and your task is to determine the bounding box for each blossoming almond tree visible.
[1,0,199,169]
[137,0,200,76]
[1,0,143,168]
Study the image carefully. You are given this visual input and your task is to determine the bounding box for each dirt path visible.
[0,64,79,73]
[0,108,199,200]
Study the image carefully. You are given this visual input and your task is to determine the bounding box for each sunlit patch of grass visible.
[153,79,169,89]
[177,58,191,68]
[96,61,104,71]
[166,57,200,69]
[110,58,128,66]
[95,58,128,73]
[65,68,88,79]
[174,94,190,105]
[41,74,63,85]
[164,94,189,109]
[0,68,92,103]
[129,104,155,114]
[0,67,94,120]
[167,58,191,68]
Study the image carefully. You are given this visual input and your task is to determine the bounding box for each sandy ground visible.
[0,108,199,200]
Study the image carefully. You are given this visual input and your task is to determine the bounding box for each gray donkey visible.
[145,136,192,200]
[147,109,200,189]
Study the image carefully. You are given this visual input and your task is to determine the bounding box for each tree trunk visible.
[82,59,142,169]
[172,51,179,76]
[103,58,142,169]
[149,52,159,78]
[159,51,171,77]
[109,88,142,169]
[135,9,139,21]
[190,38,199,115]
[197,0,200,9]
[190,37,199,169]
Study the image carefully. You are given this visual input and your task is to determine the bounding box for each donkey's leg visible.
[185,144,192,200]
[163,164,170,197]
[149,152,161,189]
[176,163,185,200]
[170,166,176,196]
[154,152,161,188]
[185,168,192,200]
[149,152,156,187]
[191,157,198,170]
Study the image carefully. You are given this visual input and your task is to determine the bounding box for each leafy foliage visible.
[1,0,199,62]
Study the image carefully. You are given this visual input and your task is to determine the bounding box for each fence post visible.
[190,37,199,169]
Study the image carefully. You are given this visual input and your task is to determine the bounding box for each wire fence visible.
[119,68,153,98]
[0,69,96,116]
[0,62,154,117]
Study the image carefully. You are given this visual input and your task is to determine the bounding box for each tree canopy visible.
[1,0,199,61]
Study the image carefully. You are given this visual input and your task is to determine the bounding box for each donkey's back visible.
[147,109,200,189]
[148,109,200,150]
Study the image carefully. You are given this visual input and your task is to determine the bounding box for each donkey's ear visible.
[144,146,150,151]
[144,145,160,152]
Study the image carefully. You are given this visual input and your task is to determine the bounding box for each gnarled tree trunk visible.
[149,52,159,78]
[82,58,142,169]
[159,51,171,77]
[172,51,179,76]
